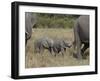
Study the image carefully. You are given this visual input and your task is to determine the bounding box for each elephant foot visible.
[73,53,78,58]
[54,53,57,57]
[73,53,82,60]
[61,53,64,57]
[82,54,87,59]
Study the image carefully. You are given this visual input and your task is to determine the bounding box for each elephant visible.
[34,37,54,54]
[73,15,89,59]
[53,39,71,56]
[25,12,37,45]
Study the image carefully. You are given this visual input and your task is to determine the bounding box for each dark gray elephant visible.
[73,15,89,59]
[25,12,37,45]
[53,39,71,56]
[34,37,54,54]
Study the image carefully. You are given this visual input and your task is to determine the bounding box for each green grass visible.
[33,13,79,28]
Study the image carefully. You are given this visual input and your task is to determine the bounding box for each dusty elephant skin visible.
[25,12,37,45]
[25,29,89,68]
[73,15,89,59]
[34,37,71,56]
[53,39,71,56]
[34,37,54,54]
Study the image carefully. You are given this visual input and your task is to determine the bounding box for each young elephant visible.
[34,37,54,54]
[53,39,71,56]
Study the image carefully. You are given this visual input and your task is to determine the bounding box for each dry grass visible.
[25,28,89,68]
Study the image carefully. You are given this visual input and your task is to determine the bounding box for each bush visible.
[33,13,79,29]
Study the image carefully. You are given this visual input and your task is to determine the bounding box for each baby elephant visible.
[53,39,71,56]
[34,37,54,54]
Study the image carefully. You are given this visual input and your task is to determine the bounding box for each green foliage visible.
[34,13,79,29]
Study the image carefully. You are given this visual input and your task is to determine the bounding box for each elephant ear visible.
[63,40,72,48]
[63,40,69,47]
[42,40,49,48]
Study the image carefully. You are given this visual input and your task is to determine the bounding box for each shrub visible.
[33,13,79,29]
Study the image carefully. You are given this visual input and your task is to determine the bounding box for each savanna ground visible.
[25,28,89,68]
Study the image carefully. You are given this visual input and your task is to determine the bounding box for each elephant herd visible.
[34,37,71,56]
[25,13,89,60]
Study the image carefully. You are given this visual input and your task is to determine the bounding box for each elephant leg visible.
[64,48,66,52]
[73,26,82,59]
[54,50,57,57]
[77,41,82,59]
[73,41,76,50]
[54,52,57,57]
[73,22,78,53]
[25,33,27,45]
[76,33,82,59]
[81,43,89,57]
[49,47,53,55]
[61,48,64,56]
[54,48,58,57]
[25,39,27,45]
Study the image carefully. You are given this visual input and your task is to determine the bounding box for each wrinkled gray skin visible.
[73,15,89,59]
[34,37,54,54]
[53,39,71,56]
[25,12,37,45]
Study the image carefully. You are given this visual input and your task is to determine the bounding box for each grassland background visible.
[25,13,89,68]
[25,28,89,68]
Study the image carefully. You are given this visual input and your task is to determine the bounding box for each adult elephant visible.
[25,12,37,45]
[73,15,89,59]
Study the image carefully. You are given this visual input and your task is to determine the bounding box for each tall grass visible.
[25,28,89,68]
